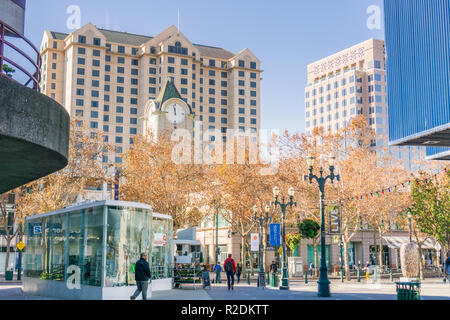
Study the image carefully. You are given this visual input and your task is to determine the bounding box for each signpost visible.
[269,223,281,247]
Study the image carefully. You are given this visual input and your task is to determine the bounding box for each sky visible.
[24,0,386,134]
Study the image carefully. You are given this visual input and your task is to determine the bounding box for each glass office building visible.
[23,201,173,300]
[384,0,450,160]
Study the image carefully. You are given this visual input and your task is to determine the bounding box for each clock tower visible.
[143,78,195,138]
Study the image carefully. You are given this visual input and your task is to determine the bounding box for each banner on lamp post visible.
[250,233,259,252]
[327,204,342,234]
[269,223,281,246]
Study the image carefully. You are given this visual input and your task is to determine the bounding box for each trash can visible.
[5,271,14,281]
[396,282,421,300]
[270,272,279,287]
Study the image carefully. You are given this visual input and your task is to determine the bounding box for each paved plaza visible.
[1,280,448,300]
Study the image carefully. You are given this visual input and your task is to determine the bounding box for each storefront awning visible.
[383,236,441,250]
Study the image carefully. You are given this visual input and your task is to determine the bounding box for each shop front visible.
[23,201,173,300]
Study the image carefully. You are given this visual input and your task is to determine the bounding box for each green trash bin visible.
[270,272,279,287]
[5,271,14,281]
[396,282,420,301]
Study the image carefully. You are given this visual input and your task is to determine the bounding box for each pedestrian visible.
[309,262,314,276]
[444,254,450,284]
[236,263,242,284]
[223,254,237,291]
[130,253,151,300]
[270,261,278,273]
[213,262,222,284]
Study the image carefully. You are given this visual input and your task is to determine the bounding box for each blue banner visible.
[269,223,281,246]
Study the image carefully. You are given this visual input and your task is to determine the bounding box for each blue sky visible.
[25,0,385,134]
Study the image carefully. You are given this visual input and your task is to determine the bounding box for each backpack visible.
[225,259,233,272]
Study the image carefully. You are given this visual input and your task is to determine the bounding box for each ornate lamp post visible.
[303,155,340,297]
[272,187,297,290]
[253,205,272,288]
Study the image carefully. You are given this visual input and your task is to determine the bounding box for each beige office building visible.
[39,23,262,164]
[305,39,425,170]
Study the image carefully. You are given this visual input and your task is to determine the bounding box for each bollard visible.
[357,269,361,282]
[247,271,251,285]
[305,271,308,284]
[267,272,270,285]
[390,269,393,282]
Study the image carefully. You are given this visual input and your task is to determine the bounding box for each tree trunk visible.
[418,245,424,280]
[263,227,268,272]
[344,240,351,281]
[313,238,319,277]
[241,235,246,276]
[4,229,11,273]
[378,228,384,271]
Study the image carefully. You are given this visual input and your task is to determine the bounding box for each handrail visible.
[0,19,41,92]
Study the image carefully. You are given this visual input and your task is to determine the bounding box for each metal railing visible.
[0,19,41,91]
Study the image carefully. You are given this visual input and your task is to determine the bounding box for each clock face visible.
[165,103,186,125]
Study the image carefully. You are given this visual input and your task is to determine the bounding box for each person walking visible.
[444,254,450,284]
[270,261,278,273]
[130,253,151,300]
[213,262,222,284]
[309,262,314,276]
[223,254,237,291]
[236,263,242,284]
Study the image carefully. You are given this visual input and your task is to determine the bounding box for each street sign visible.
[269,223,281,246]
[250,233,259,252]
[16,241,24,251]
[327,205,341,234]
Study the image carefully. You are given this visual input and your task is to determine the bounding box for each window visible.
[130,108,138,115]
[209,116,215,123]
[93,38,101,46]
[78,47,86,54]
[78,35,86,44]
[239,108,245,114]
[239,71,245,77]
[250,62,256,69]
[239,98,245,105]
[130,118,137,125]
[168,56,175,64]
[116,137,123,144]
[251,119,257,125]
[117,76,124,83]
[239,117,245,124]
[181,58,188,66]
[116,116,124,123]
[221,108,227,115]
[239,60,245,68]
[118,46,125,54]
[76,99,84,106]
[93,60,100,67]
[92,70,100,77]
[168,67,174,73]
[250,72,256,79]
[150,58,156,65]
[91,111,99,118]
[209,107,216,113]
[130,128,137,135]
[209,59,216,67]
[90,121,98,129]
[77,78,84,85]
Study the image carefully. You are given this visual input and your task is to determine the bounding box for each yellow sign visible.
[16,241,24,251]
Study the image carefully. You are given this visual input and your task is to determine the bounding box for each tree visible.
[0,194,20,276]
[121,134,207,230]
[410,169,450,260]
[2,64,15,77]
[17,121,112,216]
[16,121,112,272]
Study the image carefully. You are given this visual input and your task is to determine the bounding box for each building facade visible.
[384,0,450,161]
[304,39,425,170]
[40,24,262,164]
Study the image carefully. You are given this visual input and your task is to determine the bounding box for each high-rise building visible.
[384,0,450,161]
[40,23,262,164]
[304,39,424,169]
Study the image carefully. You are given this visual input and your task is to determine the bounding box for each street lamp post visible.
[272,187,297,290]
[303,155,340,298]
[407,211,412,243]
[253,205,272,288]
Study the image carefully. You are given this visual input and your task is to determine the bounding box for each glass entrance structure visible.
[23,200,173,300]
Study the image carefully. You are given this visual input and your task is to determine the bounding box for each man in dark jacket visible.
[131,253,151,300]
[223,254,237,291]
